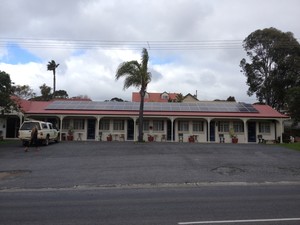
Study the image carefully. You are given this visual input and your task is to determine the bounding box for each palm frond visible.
[47,60,59,71]
[116,61,139,79]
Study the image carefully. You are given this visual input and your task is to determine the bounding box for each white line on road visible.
[178,218,300,224]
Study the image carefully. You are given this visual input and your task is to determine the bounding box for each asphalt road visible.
[1,184,300,225]
[1,141,300,224]
[1,141,300,189]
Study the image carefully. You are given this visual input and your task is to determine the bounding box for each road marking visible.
[178,218,300,224]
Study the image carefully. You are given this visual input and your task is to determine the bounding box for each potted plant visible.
[188,135,195,143]
[229,128,238,143]
[107,134,112,142]
[67,126,74,141]
[148,134,154,142]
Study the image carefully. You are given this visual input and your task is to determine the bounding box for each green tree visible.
[175,93,184,102]
[47,60,60,96]
[110,97,124,102]
[12,84,36,100]
[30,84,52,101]
[286,87,300,124]
[240,27,300,111]
[54,90,69,99]
[226,96,236,102]
[0,71,16,114]
[115,48,152,142]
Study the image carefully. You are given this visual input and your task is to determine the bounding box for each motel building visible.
[0,98,289,144]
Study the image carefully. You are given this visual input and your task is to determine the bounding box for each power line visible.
[0,37,299,51]
[0,37,244,50]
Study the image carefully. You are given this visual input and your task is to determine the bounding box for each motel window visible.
[113,120,124,131]
[153,120,164,131]
[193,121,204,132]
[143,120,149,131]
[178,121,189,132]
[233,122,244,133]
[62,119,70,130]
[74,119,84,130]
[259,122,271,133]
[218,121,229,132]
[100,119,110,131]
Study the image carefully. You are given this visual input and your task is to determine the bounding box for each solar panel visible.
[45,101,258,113]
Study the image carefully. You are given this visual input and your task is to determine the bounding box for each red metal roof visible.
[132,92,178,102]
[19,99,289,119]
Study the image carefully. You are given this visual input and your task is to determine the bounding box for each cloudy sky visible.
[1,0,299,102]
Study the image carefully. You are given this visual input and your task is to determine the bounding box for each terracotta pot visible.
[148,136,154,142]
[232,138,238,143]
[188,136,194,143]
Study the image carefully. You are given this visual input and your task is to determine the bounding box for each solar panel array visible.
[46,101,258,113]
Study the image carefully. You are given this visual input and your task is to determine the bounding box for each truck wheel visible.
[55,135,59,143]
[44,136,49,146]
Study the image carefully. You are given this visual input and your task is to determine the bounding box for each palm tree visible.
[115,48,152,142]
[47,60,60,96]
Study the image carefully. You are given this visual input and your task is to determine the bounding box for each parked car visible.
[18,120,59,146]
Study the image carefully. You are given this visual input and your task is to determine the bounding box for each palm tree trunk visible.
[53,70,56,95]
[138,89,145,142]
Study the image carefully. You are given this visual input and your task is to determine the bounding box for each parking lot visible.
[1,141,300,190]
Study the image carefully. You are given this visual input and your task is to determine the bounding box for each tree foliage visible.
[115,48,151,142]
[0,71,16,114]
[54,90,69,99]
[110,97,124,102]
[175,93,184,102]
[286,87,300,124]
[30,84,52,101]
[240,27,300,111]
[226,96,236,102]
[12,84,36,100]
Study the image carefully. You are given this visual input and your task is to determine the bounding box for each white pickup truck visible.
[19,120,59,146]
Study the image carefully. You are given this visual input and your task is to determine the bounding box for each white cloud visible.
[0,0,299,103]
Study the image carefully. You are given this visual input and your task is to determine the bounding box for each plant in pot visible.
[148,134,154,142]
[67,126,74,141]
[107,134,112,141]
[229,128,238,143]
[188,135,195,143]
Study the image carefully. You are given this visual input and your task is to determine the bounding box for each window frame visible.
[233,122,244,133]
[143,120,149,131]
[62,120,70,130]
[259,122,271,133]
[153,120,164,131]
[178,120,189,132]
[74,119,84,130]
[192,121,204,132]
[218,121,229,133]
[100,119,110,131]
[113,120,125,131]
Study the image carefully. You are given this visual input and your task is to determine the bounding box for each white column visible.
[59,115,64,141]
[133,117,137,142]
[279,119,283,143]
[243,119,248,143]
[96,116,102,141]
[170,117,174,142]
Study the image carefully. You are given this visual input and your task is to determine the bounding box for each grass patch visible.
[280,142,300,151]
[0,140,20,145]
